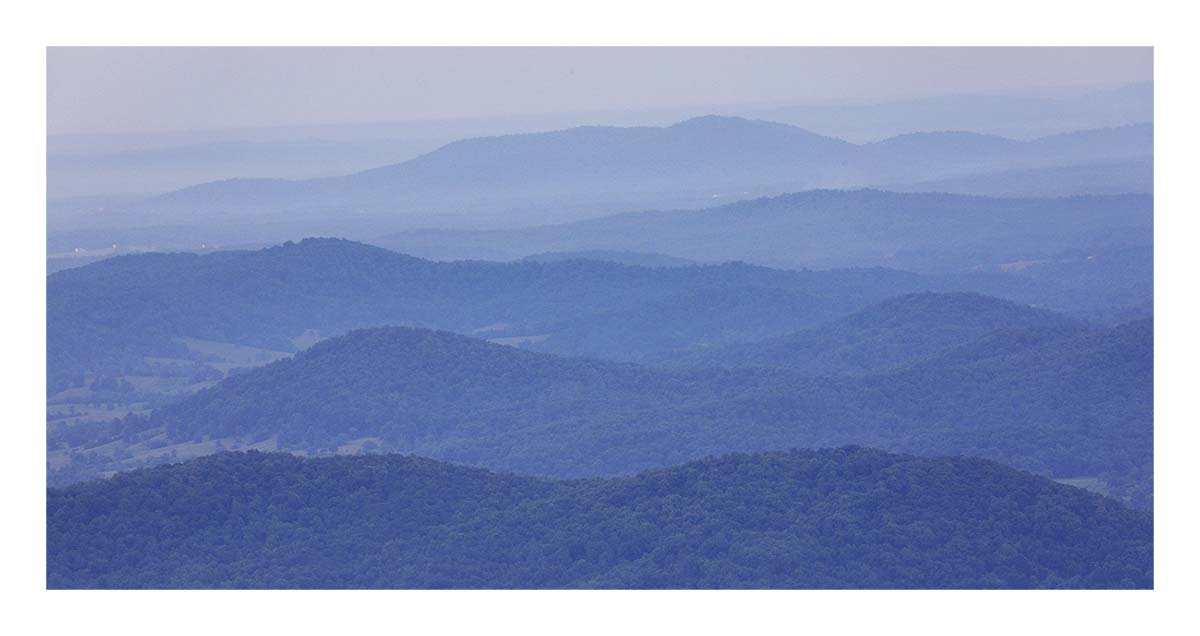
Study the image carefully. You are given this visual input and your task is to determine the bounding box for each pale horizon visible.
[47,47,1152,137]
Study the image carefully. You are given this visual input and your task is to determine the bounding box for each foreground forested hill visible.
[47,448,1152,589]
[72,318,1150,506]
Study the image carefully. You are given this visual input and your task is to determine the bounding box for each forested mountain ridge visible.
[370,190,1152,332]
[47,448,1153,589]
[859,318,1153,507]
[654,291,1088,373]
[70,319,1150,506]
[47,237,930,392]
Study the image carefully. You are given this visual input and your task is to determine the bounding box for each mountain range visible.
[48,81,1152,199]
[66,311,1150,507]
[650,291,1087,373]
[745,82,1153,142]
[370,190,1153,319]
[43,80,1156,593]
[76,118,1150,243]
[372,189,1152,269]
[47,237,935,392]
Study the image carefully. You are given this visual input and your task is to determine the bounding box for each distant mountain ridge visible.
[521,250,696,268]
[101,118,1151,234]
[48,81,1152,202]
[746,82,1152,142]
[881,159,1152,198]
[372,189,1153,316]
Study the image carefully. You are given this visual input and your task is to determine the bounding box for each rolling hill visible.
[67,319,1151,506]
[372,190,1153,317]
[47,448,1153,589]
[653,292,1088,373]
[47,237,930,392]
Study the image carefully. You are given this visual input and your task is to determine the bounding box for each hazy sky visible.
[47,47,1152,136]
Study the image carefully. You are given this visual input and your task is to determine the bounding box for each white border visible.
[4,2,1197,634]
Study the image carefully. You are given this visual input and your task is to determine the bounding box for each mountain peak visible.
[669,115,828,137]
[671,114,756,128]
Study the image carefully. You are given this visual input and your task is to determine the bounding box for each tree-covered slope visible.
[857,318,1154,507]
[523,285,905,362]
[47,237,927,391]
[46,448,1152,589]
[371,190,1153,318]
[655,291,1087,373]
[99,320,1150,505]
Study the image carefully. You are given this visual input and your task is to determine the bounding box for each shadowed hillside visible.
[58,320,1151,507]
[47,448,1153,589]
[654,292,1087,373]
[47,237,929,392]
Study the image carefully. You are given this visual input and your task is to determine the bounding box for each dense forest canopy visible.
[47,448,1152,589]
[73,316,1149,507]
[47,225,1153,398]
[47,237,933,391]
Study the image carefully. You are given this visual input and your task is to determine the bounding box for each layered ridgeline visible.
[47,448,1152,589]
[651,292,1087,373]
[521,250,697,268]
[48,231,1152,397]
[49,82,1151,201]
[375,190,1153,325]
[83,314,1151,507]
[745,82,1152,142]
[374,189,1152,274]
[47,237,931,392]
[103,118,1150,234]
[882,159,1152,198]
